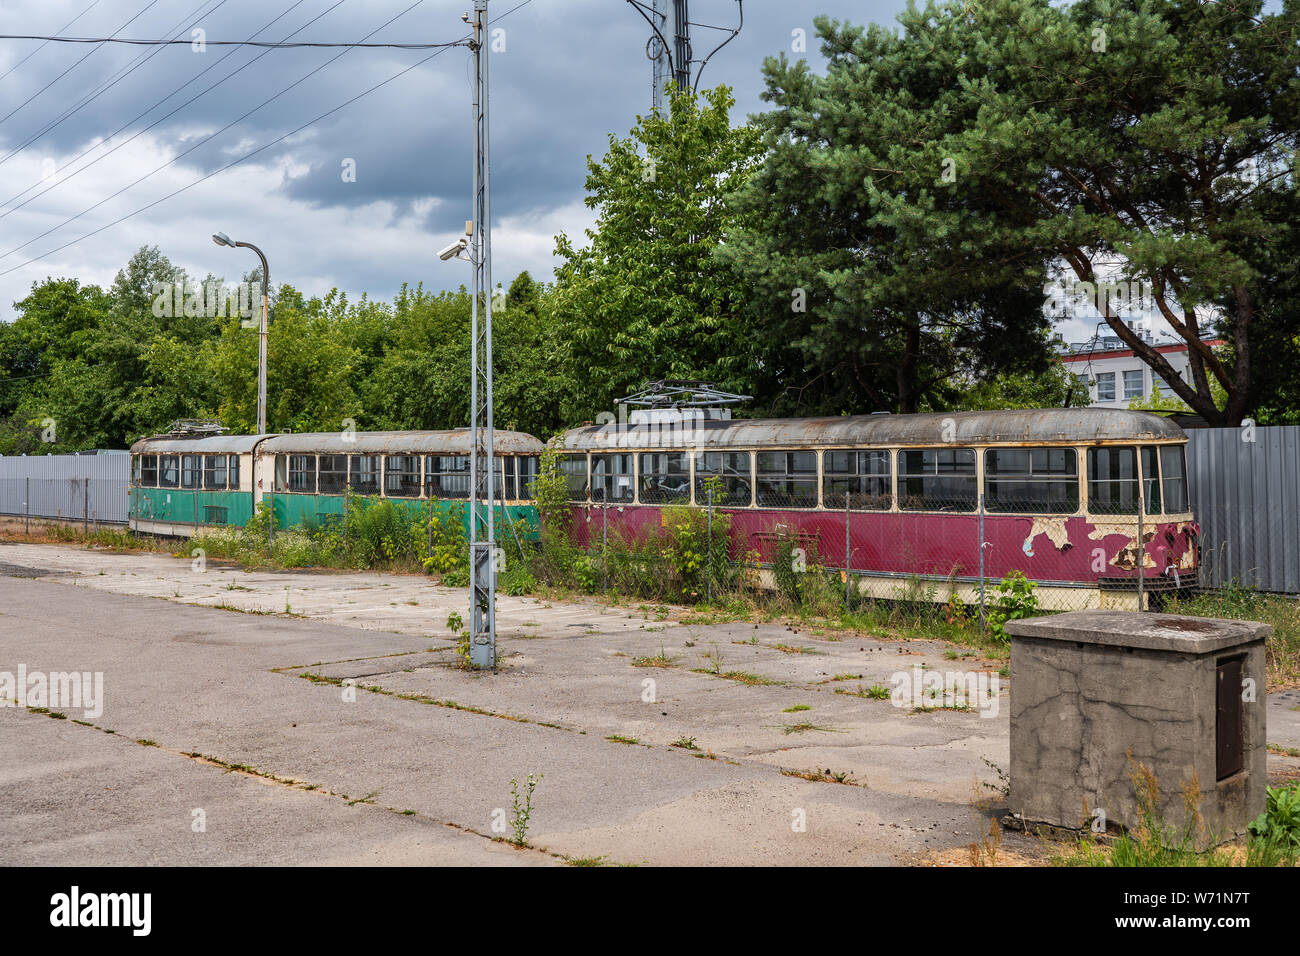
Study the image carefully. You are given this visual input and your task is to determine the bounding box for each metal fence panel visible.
[0,453,130,524]
[1186,425,1300,594]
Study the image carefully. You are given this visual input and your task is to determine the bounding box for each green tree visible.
[553,85,765,413]
[748,0,1297,425]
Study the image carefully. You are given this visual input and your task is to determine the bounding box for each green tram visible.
[128,430,545,538]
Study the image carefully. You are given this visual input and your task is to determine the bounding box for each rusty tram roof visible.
[559,408,1186,451]
[131,429,545,455]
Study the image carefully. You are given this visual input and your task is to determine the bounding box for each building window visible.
[139,455,158,487]
[203,454,228,490]
[638,452,690,504]
[1074,372,1092,397]
[898,448,977,511]
[1087,446,1138,514]
[823,450,892,510]
[984,448,1078,514]
[349,456,381,495]
[181,455,201,489]
[424,455,470,499]
[1123,368,1144,400]
[558,455,588,502]
[694,451,752,507]
[318,455,347,494]
[1160,445,1188,513]
[384,455,421,497]
[1095,372,1116,402]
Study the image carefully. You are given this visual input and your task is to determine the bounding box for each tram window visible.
[984,448,1078,514]
[1141,446,1161,514]
[898,448,977,511]
[516,456,539,500]
[181,455,201,489]
[694,451,752,507]
[158,456,179,488]
[349,455,381,495]
[1160,445,1188,513]
[425,455,471,499]
[318,455,347,494]
[500,457,515,500]
[288,455,316,493]
[639,452,690,504]
[591,454,634,503]
[228,455,240,490]
[1087,447,1138,514]
[823,450,891,510]
[384,456,421,497]
[132,455,142,482]
[558,455,588,502]
[204,454,228,490]
[756,451,818,508]
[140,455,159,487]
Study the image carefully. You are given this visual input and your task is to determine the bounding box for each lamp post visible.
[212,232,270,435]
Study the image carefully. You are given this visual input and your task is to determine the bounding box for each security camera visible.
[438,238,468,261]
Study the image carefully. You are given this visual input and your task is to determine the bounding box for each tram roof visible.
[132,430,545,456]
[559,408,1186,451]
[129,434,272,454]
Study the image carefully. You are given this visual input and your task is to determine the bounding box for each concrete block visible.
[1005,609,1268,846]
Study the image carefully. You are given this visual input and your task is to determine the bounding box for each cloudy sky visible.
[0,0,912,322]
[0,0,1177,348]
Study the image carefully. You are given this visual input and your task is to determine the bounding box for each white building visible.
[1058,333,1224,408]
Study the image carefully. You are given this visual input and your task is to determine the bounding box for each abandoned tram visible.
[128,428,545,538]
[127,405,1196,610]
[555,407,1197,610]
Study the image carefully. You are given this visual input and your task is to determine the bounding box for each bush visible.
[987,570,1040,643]
[1249,783,1300,850]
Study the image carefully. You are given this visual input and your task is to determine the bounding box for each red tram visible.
[557,408,1197,610]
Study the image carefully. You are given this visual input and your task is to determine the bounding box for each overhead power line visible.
[0,0,331,216]
[0,0,232,173]
[0,0,104,86]
[0,34,467,49]
[0,0,535,282]
[0,0,163,128]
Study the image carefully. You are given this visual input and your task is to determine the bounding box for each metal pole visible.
[1137,490,1145,612]
[467,0,496,670]
[978,493,986,631]
[706,486,713,603]
[651,0,669,110]
[25,476,29,534]
[602,499,608,592]
[844,491,851,608]
[83,478,89,535]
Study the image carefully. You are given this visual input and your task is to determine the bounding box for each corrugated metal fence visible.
[0,453,130,525]
[1187,425,1300,594]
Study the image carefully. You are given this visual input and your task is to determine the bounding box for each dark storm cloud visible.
[0,0,904,318]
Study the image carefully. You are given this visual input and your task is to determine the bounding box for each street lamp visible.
[212,232,270,435]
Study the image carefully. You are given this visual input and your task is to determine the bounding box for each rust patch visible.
[1151,617,1217,633]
